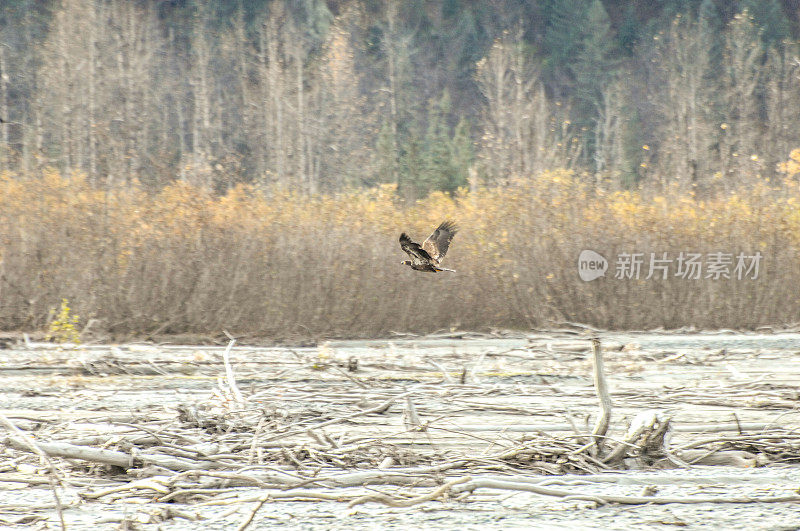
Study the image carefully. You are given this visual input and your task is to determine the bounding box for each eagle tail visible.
[435,267,456,273]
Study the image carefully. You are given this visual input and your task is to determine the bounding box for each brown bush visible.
[1,169,799,340]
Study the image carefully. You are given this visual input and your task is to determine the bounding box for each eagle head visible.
[400,260,412,266]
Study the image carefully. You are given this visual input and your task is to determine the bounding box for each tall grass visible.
[1,169,799,339]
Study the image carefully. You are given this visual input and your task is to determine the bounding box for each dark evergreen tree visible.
[574,0,618,120]
[617,4,640,56]
[449,117,473,191]
[399,131,424,200]
[541,0,591,88]
[419,91,456,195]
[741,0,791,49]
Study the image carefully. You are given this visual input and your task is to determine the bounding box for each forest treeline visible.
[1,0,800,197]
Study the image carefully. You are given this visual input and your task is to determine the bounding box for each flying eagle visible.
[399,220,458,273]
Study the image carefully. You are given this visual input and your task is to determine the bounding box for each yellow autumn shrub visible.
[1,164,799,337]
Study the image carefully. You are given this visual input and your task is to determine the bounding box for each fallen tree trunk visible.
[3,437,214,471]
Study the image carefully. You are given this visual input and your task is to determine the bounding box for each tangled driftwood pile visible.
[2,332,800,528]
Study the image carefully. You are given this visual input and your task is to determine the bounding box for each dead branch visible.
[4,438,215,471]
[590,338,612,448]
[348,476,470,508]
[220,336,244,404]
[0,413,66,531]
[261,391,413,442]
[452,477,800,505]
[603,410,670,465]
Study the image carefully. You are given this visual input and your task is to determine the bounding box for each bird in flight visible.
[399,220,458,273]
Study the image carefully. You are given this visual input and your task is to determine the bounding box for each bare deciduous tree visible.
[476,33,581,184]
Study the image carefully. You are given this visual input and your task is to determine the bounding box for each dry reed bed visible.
[2,333,800,528]
[3,171,800,338]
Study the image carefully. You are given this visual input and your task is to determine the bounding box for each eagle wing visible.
[399,233,434,266]
[421,220,458,264]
